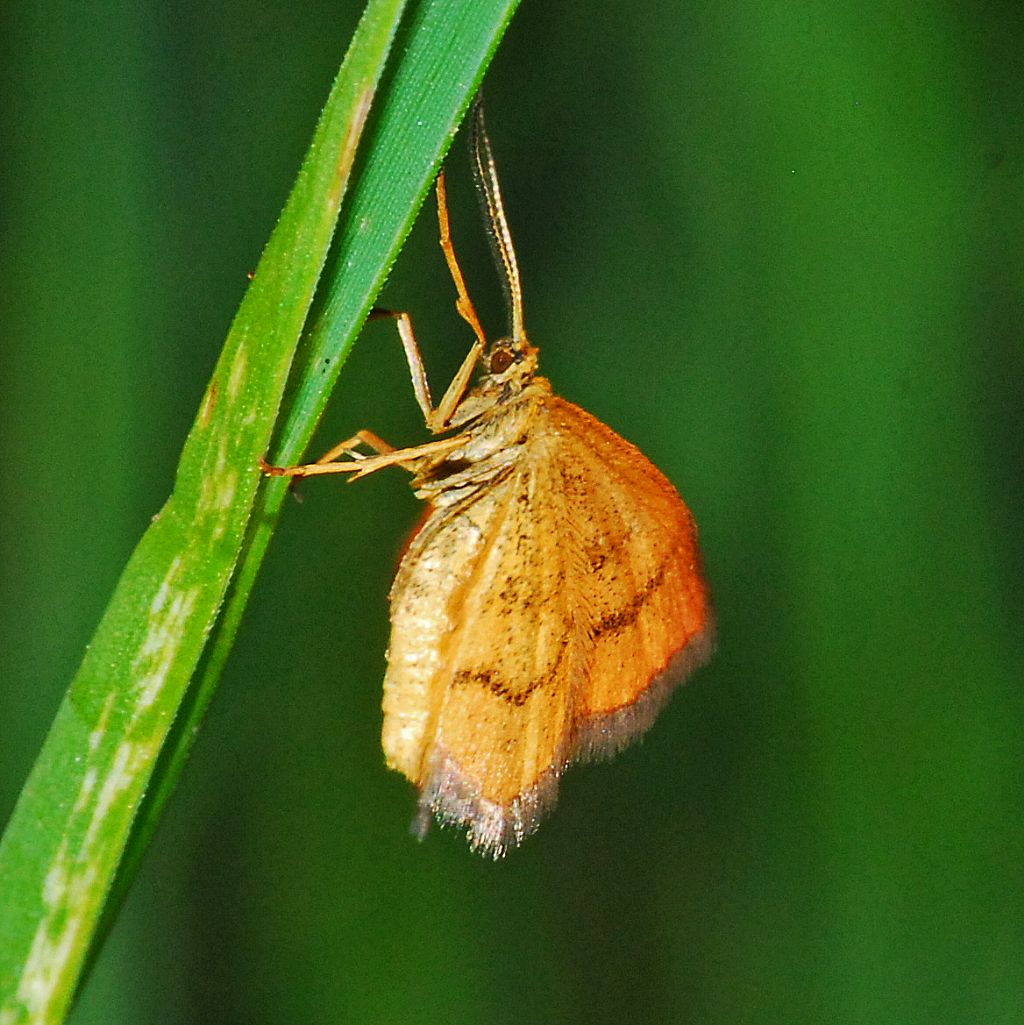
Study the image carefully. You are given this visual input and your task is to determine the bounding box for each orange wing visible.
[381,396,712,855]
[543,397,713,761]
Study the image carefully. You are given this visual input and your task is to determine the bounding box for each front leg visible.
[364,168,491,435]
[370,308,484,435]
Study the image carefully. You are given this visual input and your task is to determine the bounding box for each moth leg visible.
[312,429,395,465]
[432,170,488,429]
[368,308,435,430]
[260,433,466,482]
[367,170,489,436]
[258,429,394,481]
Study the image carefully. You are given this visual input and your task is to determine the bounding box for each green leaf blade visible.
[278,0,523,465]
[136,0,524,884]
[0,2,405,1020]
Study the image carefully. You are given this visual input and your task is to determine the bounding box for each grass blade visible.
[0,2,405,1020]
[99,0,522,948]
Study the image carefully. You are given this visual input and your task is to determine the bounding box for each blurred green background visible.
[2,1,1023,1022]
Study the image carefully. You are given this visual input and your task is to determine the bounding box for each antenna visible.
[470,95,525,343]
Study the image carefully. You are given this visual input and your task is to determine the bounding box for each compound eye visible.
[489,349,514,374]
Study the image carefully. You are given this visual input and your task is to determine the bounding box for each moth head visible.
[486,336,538,383]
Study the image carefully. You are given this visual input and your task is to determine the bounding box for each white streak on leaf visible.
[227,350,247,401]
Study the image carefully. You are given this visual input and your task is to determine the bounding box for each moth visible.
[263,99,713,856]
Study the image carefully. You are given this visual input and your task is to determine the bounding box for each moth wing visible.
[545,397,713,760]
[382,453,582,856]
[383,397,713,856]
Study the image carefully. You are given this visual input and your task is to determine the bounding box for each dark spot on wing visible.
[452,667,545,707]
[592,562,669,638]
[448,557,671,705]
[452,637,569,707]
[555,461,630,573]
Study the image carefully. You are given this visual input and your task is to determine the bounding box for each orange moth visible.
[263,99,713,856]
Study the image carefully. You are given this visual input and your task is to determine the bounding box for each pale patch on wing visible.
[383,448,587,856]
